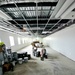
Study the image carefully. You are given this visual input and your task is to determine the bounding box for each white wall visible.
[43,24,75,61]
[0,29,32,52]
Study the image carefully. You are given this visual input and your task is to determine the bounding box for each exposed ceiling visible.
[0,0,75,37]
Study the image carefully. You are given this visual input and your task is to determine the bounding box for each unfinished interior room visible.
[0,0,75,75]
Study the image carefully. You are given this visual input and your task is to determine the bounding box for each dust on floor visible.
[4,55,75,75]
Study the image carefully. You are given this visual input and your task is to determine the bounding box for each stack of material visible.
[31,41,39,47]
[18,58,23,64]
[18,52,31,60]
[12,52,18,61]
[24,57,28,63]
[36,51,40,57]
[27,54,31,60]
[12,61,16,66]
[3,62,14,72]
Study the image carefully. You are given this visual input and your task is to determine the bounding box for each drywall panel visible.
[43,24,75,61]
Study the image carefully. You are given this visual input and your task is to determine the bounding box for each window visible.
[18,37,21,45]
[22,38,24,44]
[9,36,15,46]
[24,38,25,43]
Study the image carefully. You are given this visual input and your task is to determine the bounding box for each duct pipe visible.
[61,2,75,19]
[55,0,74,18]
[0,10,12,20]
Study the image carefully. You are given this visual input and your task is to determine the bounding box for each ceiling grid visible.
[0,0,74,37]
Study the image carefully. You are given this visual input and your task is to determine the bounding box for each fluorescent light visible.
[42,31,48,34]
[30,27,43,30]
[42,31,52,34]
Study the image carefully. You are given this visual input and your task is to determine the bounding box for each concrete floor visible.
[4,46,75,75]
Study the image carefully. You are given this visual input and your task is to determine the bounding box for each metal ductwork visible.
[0,10,12,20]
[50,0,66,18]
[61,2,75,19]
[55,0,74,18]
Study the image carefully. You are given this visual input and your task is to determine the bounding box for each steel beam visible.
[0,2,57,8]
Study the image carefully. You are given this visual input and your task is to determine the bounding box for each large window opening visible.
[22,38,24,44]
[9,36,15,46]
[18,37,21,45]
